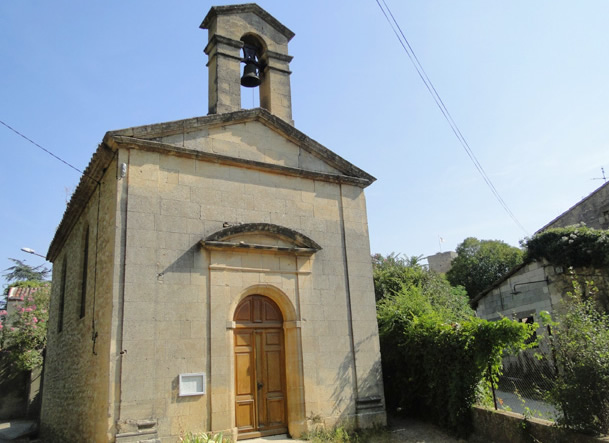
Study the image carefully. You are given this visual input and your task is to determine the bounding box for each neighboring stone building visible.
[472,260,560,324]
[537,180,609,232]
[40,4,385,442]
[426,251,457,274]
[473,180,609,361]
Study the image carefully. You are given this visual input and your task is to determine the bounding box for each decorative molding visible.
[209,265,311,275]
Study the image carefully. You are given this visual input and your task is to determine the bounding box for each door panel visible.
[235,330,256,431]
[234,296,287,439]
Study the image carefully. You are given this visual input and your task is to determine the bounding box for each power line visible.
[0,119,100,184]
[375,0,529,236]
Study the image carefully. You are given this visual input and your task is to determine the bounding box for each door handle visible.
[257,382,263,390]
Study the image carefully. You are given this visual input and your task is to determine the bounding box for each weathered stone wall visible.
[476,261,558,322]
[116,139,384,440]
[40,158,119,442]
[472,406,607,443]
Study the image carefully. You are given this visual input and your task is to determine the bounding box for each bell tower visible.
[201,4,295,125]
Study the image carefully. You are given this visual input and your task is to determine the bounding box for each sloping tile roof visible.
[7,284,49,301]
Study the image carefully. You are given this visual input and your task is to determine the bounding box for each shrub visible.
[541,280,609,435]
[372,253,472,316]
[377,287,534,436]
[0,282,50,371]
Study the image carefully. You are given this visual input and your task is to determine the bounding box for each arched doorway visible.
[234,295,288,439]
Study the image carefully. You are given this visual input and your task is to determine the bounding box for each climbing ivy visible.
[525,225,609,269]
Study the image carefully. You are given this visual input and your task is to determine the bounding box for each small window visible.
[80,227,89,319]
[58,258,67,333]
[520,315,537,346]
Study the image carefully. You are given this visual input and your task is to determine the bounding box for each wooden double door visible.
[234,296,287,439]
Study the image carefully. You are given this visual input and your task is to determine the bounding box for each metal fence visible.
[486,334,559,421]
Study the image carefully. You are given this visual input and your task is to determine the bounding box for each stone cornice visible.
[48,109,375,261]
[204,34,243,56]
[105,134,372,187]
[46,143,116,261]
[200,4,295,42]
[106,108,376,185]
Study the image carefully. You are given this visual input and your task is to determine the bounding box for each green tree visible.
[446,237,524,299]
[3,258,50,289]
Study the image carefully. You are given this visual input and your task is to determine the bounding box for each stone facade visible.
[40,4,385,442]
[473,259,609,373]
[474,261,559,323]
[538,181,609,232]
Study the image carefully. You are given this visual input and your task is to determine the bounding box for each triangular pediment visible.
[104,108,375,185]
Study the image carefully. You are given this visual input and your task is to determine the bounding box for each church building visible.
[40,4,386,441]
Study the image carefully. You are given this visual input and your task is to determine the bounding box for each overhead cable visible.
[375,0,529,236]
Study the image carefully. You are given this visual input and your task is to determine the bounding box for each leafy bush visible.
[0,282,50,371]
[372,253,471,316]
[377,285,534,436]
[525,225,609,269]
[541,280,609,435]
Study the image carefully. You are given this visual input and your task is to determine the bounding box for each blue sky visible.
[1,1,608,283]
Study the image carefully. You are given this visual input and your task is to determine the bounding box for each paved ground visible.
[495,389,558,420]
[0,420,37,443]
[0,416,484,442]
[248,416,482,442]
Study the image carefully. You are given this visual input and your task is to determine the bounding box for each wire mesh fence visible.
[485,332,560,421]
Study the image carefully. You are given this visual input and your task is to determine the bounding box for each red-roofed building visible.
[6,285,47,318]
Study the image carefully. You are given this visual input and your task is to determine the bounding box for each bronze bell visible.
[241,62,261,88]
[241,44,262,88]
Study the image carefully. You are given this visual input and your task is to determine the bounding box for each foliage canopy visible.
[446,237,524,299]
[3,258,50,286]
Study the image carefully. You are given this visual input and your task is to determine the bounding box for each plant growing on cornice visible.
[525,225,609,269]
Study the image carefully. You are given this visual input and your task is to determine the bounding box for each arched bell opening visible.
[240,33,267,109]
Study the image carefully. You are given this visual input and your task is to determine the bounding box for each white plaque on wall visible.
[179,372,206,396]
